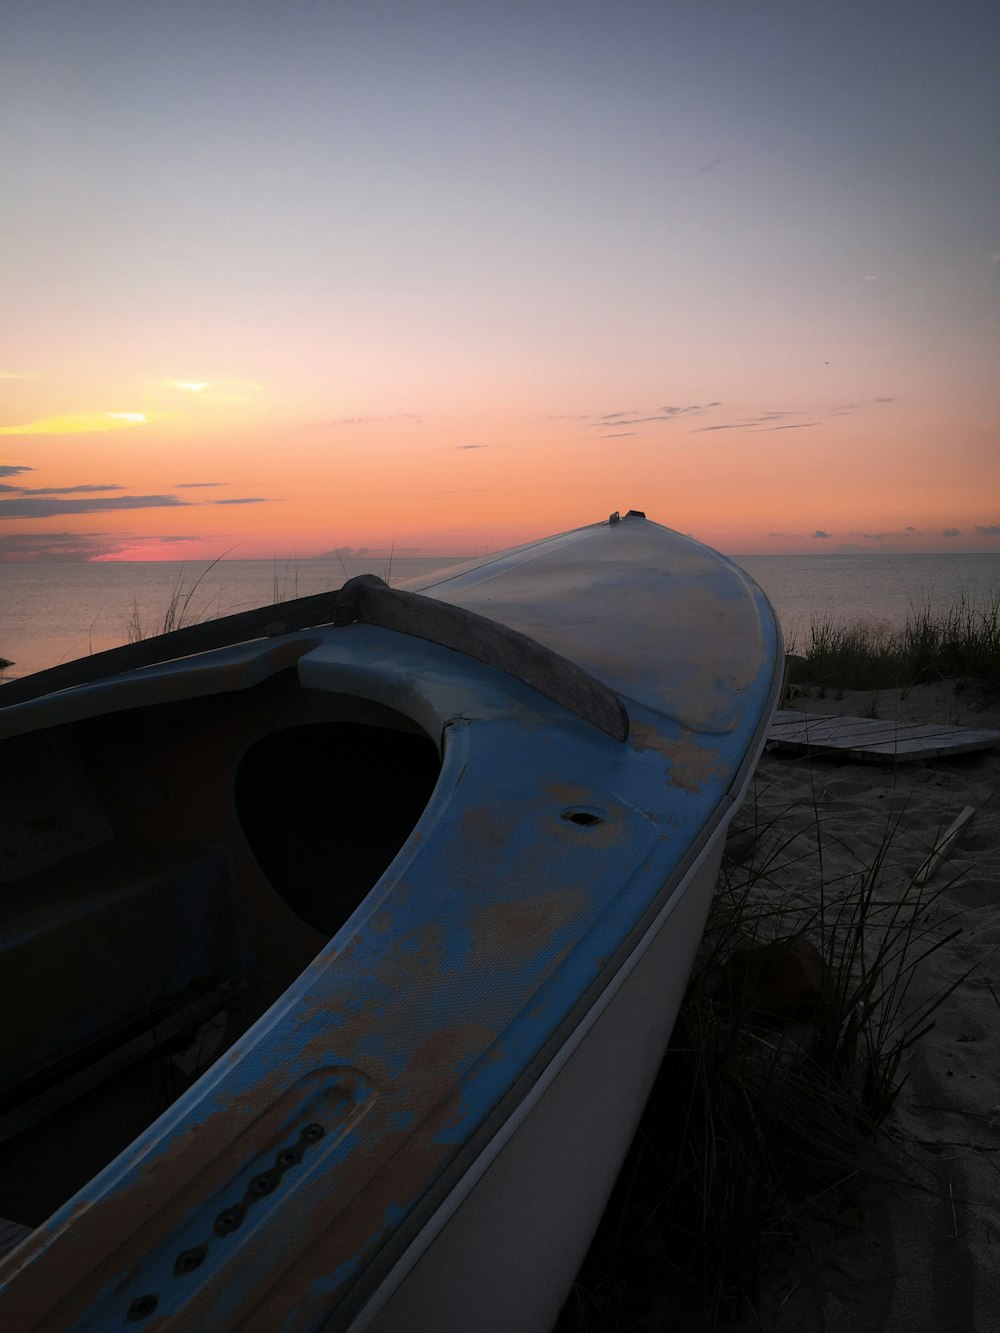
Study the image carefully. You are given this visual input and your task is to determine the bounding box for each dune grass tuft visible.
[556,784,966,1331]
[791,591,1000,693]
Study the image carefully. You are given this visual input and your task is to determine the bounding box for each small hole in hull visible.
[561,809,604,828]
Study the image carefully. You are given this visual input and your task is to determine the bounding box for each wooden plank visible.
[858,736,1000,762]
[772,711,995,743]
[767,712,1000,764]
[769,715,942,744]
[846,725,995,748]
[772,716,874,738]
[809,722,924,744]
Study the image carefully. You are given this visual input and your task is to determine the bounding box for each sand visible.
[737,677,1000,1332]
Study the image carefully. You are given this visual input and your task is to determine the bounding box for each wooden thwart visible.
[768,710,1000,763]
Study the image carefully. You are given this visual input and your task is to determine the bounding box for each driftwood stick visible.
[912,806,975,887]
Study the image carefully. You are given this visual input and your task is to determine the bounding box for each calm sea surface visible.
[2,551,999,681]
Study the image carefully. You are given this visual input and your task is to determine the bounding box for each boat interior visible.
[0,663,442,1237]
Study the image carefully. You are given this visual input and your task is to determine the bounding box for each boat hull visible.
[356,840,726,1333]
[0,513,781,1330]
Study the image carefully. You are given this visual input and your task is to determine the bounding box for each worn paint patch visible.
[468,890,591,970]
[628,719,729,795]
[248,1025,497,1328]
[0,1068,374,1330]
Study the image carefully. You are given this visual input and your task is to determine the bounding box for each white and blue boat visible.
[0,511,781,1330]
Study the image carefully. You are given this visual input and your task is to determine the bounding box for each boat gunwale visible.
[0,580,629,746]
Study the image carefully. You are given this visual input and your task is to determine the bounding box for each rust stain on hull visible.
[208,1023,496,1330]
[468,892,590,970]
[628,719,728,794]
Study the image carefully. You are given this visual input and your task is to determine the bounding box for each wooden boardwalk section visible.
[767,710,1000,763]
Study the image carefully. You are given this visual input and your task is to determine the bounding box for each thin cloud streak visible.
[0,531,203,562]
[331,414,422,426]
[586,403,722,430]
[0,495,189,519]
[690,396,893,434]
[0,483,124,496]
[0,532,124,561]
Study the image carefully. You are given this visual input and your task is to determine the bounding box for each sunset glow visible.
[0,412,150,437]
[1,2,997,562]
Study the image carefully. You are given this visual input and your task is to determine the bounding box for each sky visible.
[1,0,998,561]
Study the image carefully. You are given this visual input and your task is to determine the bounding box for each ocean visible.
[2,550,999,682]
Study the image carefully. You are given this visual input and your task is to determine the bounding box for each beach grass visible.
[789,591,1000,693]
[123,554,232,643]
[556,782,967,1331]
[121,551,394,645]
